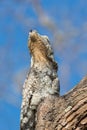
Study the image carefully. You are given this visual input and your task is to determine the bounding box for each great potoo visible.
[20,30,60,130]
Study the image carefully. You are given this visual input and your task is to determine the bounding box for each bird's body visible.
[20,30,60,130]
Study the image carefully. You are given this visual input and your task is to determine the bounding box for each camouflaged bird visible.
[20,30,60,130]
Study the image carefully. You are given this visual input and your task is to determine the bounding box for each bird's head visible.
[28,30,57,70]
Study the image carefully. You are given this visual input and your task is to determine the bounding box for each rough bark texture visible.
[36,76,87,130]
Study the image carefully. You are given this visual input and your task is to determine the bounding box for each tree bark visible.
[36,76,87,130]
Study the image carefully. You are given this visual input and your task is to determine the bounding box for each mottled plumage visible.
[20,30,60,130]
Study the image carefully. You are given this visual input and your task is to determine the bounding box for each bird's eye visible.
[41,35,50,43]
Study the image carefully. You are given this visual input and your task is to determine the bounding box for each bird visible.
[20,30,60,130]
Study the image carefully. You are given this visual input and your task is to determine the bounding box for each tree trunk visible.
[36,76,87,130]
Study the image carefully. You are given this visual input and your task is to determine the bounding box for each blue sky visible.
[0,0,87,130]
